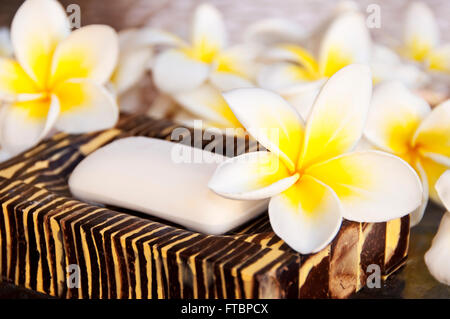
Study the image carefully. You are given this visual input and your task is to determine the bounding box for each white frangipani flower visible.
[424,171,450,286]
[364,82,450,226]
[153,3,256,95]
[149,3,258,128]
[257,11,370,119]
[0,0,119,157]
[402,2,450,74]
[209,65,422,254]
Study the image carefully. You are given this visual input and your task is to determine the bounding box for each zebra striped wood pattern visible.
[0,114,410,299]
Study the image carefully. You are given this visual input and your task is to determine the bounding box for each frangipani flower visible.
[424,170,450,286]
[364,81,450,226]
[153,3,256,95]
[258,11,370,118]
[209,65,422,254]
[0,0,119,156]
[401,2,450,74]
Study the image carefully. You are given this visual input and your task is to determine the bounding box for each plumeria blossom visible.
[424,171,450,286]
[364,81,450,226]
[401,2,450,75]
[257,11,370,119]
[209,65,422,254]
[150,3,258,128]
[153,3,256,95]
[0,0,119,157]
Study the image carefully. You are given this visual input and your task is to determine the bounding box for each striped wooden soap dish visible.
[0,114,409,299]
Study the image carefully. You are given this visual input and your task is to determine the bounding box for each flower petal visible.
[209,72,254,91]
[257,62,310,91]
[244,18,306,46]
[283,80,324,120]
[435,170,450,211]
[268,175,343,254]
[153,49,210,94]
[306,151,423,223]
[265,44,319,78]
[365,81,431,154]
[404,2,440,62]
[174,83,241,128]
[11,0,70,87]
[428,44,450,73]
[319,12,371,77]
[209,151,298,200]
[0,96,59,155]
[112,47,153,94]
[413,100,450,160]
[0,58,39,99]
[191,3,226,53]
[370,45,430,88]
[223,88,305,171]
[50,25,119,86]
[424,211,450,285]
[299,64,372,168]
[214,44,259,79]
[53,79,118,133]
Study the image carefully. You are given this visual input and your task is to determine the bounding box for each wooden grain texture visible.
[0,114,409,299]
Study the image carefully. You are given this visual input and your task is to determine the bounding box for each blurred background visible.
[0,0,448,43]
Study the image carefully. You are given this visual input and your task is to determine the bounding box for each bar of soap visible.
[69,137,268,235]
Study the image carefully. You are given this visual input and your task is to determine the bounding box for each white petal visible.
[257,62,306,91]
[223,88,305,171]
[269,175,343,254]
[209,151,298,200]
[53,79,118,133]
[174,83,241,127]
[153,49,210,94]
[244,18,306,46]
[413,99,450,160]
[113,47,152,94]
[306,151,423,223]
[319,12,371,77]
[210,72,254,91]
[370,45,430,88]
[372,44,401,65]
[11,0,70,87]
[428,44,450,73]
[424,212,450,285]
[69,137,267,235]
[299,64,372,168]
[282,80,324,120]
[50,25,119,86]
[191,3,227,51]
[404,1,440,61]
[365,81,431,154]
[0,96,59,156]
[436,170,450,212]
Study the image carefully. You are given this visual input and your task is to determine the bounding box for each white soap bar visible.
[69,137,268,235]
